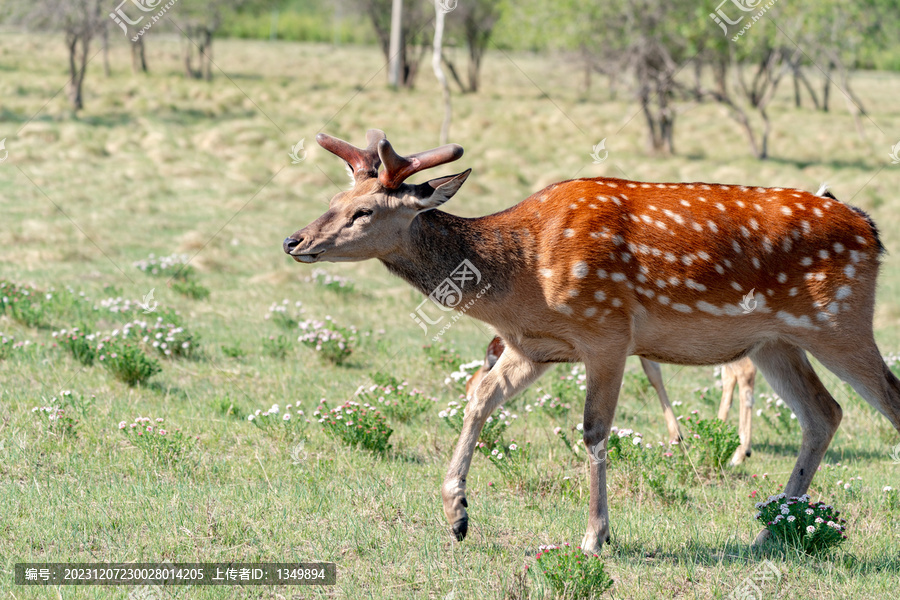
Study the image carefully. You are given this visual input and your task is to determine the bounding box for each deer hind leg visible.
[639,357,681,442]
[441,344,549,542]
[808,337,900,435]
[718,362,738,421]
[581,350,628,554]
[748,340,842,546]
[730,357,757,465]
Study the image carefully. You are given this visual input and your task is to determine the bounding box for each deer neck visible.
[378,209,525,301]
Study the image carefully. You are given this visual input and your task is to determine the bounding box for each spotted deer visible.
[284,129,900,553]
[465,336,757,462]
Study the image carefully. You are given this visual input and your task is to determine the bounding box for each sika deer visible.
[465,336,757,461]
[284,129,900,552]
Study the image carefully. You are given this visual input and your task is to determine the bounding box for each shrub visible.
[755,493,847,555]
[297,316,356,365]
[315,401,392,454]
[54,328,98,366]
[356,374,437,422]
[32,390,94,439]
[115,317,198,359]
[444,359,484,393]
[97,338,161,386]
[171,279,210,300]
[533,543,614,599]
[0,280,50,328]
[119,417,198,470]
[682,414,740,472]
[265,299,304,330]
[262,334,292,359]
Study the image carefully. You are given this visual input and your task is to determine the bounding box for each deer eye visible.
[351,208,373,223]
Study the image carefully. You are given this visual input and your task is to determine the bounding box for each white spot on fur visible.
[611,272,627,282]
[636,273,648,283]
[716,203,726,212]
[672,303,693,313]
[707,220,719,233]
[572,261,588,279]
[813,208,823,217]
[781,206,792,216]
[597,269,608,279]
[668,276,680,286]
[611,298,623,307]
[715,264,725,275]
[777,272,787,283]
[777,310,816,329]
[564,228,575,238]
[800,257,812,267]
[740,226,750,238]
[584,307,597,317]
[686,279,707,292]
[612,235,624,245]
[692,222,702,232]
[752,257,761,269]
[697,251,710,260]
[540,269,553,278]
[665,252,677,262]
[656,279,667,288]
[732,240,742,254]
[818,249,829,259]
[789,287,798,296]
[731,282,743,291]
[594,290,607,302]
[844,264,856,278]
[856,235,867,245]
[835,285,852,300]
[833,242,845,253]
[782,238,792,252]
[681,255,694,266]
[763,237,773,253]
[658,295,670,305]
[697,301,723,316]
[680,200,690,207]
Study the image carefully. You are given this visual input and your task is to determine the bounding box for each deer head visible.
[283,129,470,263]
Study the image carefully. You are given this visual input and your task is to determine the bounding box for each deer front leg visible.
[581,352,627,554]
[442,345,549,542]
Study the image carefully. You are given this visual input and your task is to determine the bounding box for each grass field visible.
[1,30,900,599]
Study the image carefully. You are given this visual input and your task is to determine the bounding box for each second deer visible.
[465,336,757,463]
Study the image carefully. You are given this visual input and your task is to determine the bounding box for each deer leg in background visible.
[730,357,757,465]
[639,357,681,442]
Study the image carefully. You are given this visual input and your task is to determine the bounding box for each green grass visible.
[0,31,899,599]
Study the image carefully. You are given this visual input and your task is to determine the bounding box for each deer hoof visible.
[452,516,469,541]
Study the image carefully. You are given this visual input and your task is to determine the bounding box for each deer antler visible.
[316,129,386,180]
[377,138,464,189]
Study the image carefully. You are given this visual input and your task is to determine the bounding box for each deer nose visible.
[283,237,301,254]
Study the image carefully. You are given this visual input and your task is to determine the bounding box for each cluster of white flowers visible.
[133,253,191,275]
[438,400,463,419]
[445,359,483,386]
[120,416,168,435]
[306,268,353,289]
[248,403,309,424]
[755,393,797,420]
[297,316,355,352]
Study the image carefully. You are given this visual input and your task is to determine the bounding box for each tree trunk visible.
[202,29,213,81]
[132,37,148,74]
[432,1,451,144]
[183,30,195,78]
[67,34,89,111]
[822,62,832,112]
[102,22,110,77]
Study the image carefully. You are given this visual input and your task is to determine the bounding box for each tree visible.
[15,0,105,111]
[443,0,502,93]
[432,0,451,143]
[352,0,432,88]
[174,0,264,80]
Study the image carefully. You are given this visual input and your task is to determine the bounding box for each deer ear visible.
[414,169,471,212]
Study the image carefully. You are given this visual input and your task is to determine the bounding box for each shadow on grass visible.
[608,538,900,573]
